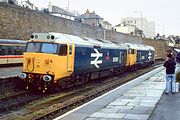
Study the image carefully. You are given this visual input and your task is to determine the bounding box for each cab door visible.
[127,48,136,66]
[67,44,75,72]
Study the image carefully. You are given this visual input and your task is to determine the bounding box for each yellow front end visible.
[23,53,74,80]
[20,43,75,91]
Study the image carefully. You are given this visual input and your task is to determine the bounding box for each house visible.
[48,2,75,20]
[75,9,103,27]
[115,17,155,38]
[18,0,37,10]
[114,23,136,35]
[103,21,112,30]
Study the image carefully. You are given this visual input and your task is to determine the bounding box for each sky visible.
[21,0,180,36]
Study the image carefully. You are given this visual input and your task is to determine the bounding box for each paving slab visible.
[148,91,180,120]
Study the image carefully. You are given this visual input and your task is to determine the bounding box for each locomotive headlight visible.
[30,35,34,39]
[43,75,52,82]
[19,73,27,79]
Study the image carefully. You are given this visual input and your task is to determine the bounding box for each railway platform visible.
[54,66,180,120]
[0,66,22,78]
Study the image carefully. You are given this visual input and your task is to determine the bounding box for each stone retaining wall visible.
[0,3,167,59]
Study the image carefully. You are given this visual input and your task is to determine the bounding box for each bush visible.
[176,71,180,82]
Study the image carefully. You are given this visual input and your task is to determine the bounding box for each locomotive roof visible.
[146,45,155,51]
[123,43,155,51]
[30,32,126,49]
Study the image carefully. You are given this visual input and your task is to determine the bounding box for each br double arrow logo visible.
[91,49,102,68]
[148,51,152,60]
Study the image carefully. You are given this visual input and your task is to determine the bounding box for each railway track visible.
[0,63,162,120]
[0,75,23,98]
[0,91,48,117]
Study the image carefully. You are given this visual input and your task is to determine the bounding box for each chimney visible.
[85,9,90,17]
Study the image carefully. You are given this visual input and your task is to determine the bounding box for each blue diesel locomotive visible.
[19,32,155,92]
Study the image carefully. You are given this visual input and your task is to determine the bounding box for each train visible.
[19,32,155,92]
[0,39,26,66]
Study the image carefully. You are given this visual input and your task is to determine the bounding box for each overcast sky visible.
[26,0,180,36]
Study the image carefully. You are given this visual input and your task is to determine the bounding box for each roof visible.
[103,21,112,26]
[146,45,155,51]
[75,10,103,20]
[51,5,74,17]
[122,43,155,51]
[76,14,103,19]
[30,32,126,49]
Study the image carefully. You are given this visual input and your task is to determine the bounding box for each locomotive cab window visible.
[26,42,41,52]
[69,45,72,55]
[41,43,58,54]
[26,42,58,54]
[128,48,135,54]
[59,44,67,56]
